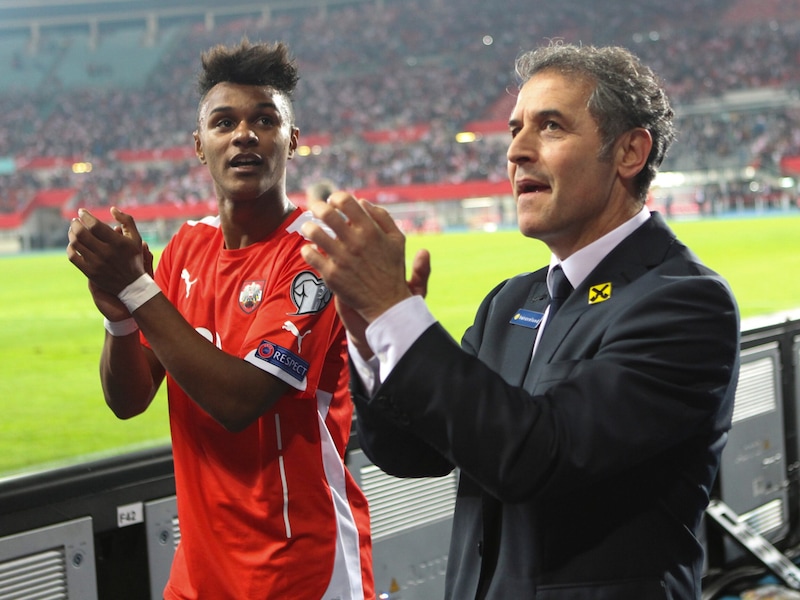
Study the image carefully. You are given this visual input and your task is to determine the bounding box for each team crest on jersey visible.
[290,271,332,315]
[239,280,265,314]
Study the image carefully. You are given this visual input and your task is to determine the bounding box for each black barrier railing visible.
[0,445,175,535]
[2,315,800,599]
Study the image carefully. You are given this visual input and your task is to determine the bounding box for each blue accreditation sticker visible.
[510,309,544,330]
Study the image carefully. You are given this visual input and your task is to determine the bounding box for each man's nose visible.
[507,129,536,165]
[233,124,258,145]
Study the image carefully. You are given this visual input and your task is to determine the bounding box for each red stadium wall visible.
[780,155,800,176]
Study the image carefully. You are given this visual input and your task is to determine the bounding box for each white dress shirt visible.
[350,207,651,394]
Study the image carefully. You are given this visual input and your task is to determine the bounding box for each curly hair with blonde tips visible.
[196,38,299,122]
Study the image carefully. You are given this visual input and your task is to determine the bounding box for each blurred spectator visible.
[1,0,799,211]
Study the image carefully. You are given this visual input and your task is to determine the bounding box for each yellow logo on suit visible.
[588,282,612,304]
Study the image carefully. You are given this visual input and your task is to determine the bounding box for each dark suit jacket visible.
[352,212,740,599]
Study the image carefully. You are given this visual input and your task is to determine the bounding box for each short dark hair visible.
[515,42,675,202]
[197,38,299,121]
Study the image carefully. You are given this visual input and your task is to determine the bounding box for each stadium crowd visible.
[1,0,800,215]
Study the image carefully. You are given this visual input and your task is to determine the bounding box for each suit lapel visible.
[523,293,582,388]
[523,212,678,389]
[500,279,549,387]
[587,211,677,286]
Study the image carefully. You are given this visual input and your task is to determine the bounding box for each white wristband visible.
[118,273,161,313]
[104,317,139,337]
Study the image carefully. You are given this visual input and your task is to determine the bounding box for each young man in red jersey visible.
[67,39,373,600]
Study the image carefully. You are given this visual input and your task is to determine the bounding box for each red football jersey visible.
[152,209,373,600]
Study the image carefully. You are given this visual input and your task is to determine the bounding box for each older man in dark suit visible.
[302,43,740,600]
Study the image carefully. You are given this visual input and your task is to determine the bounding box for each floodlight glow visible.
[455,131,477,143]
[653,171,685,188]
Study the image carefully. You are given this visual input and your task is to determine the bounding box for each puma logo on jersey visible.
[282,320,311,353]
[181,268,198,298]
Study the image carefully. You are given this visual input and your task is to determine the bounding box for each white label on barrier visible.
[117,501,144,528]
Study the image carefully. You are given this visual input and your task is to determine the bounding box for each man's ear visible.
[288,127,300,160]
[193,131,206,164]
[616,128,652,181]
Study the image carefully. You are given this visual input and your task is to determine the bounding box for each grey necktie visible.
[529,266,573,368]
[548,265,573,320]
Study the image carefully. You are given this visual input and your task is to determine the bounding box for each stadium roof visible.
[0,0,371,32]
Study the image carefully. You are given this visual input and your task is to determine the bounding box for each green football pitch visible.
[1,213,799,477]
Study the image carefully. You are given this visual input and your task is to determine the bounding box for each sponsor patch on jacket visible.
[255,339,309,382]
[290,271,332,315]
[510,309,544,329]
[588,282,612,304]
